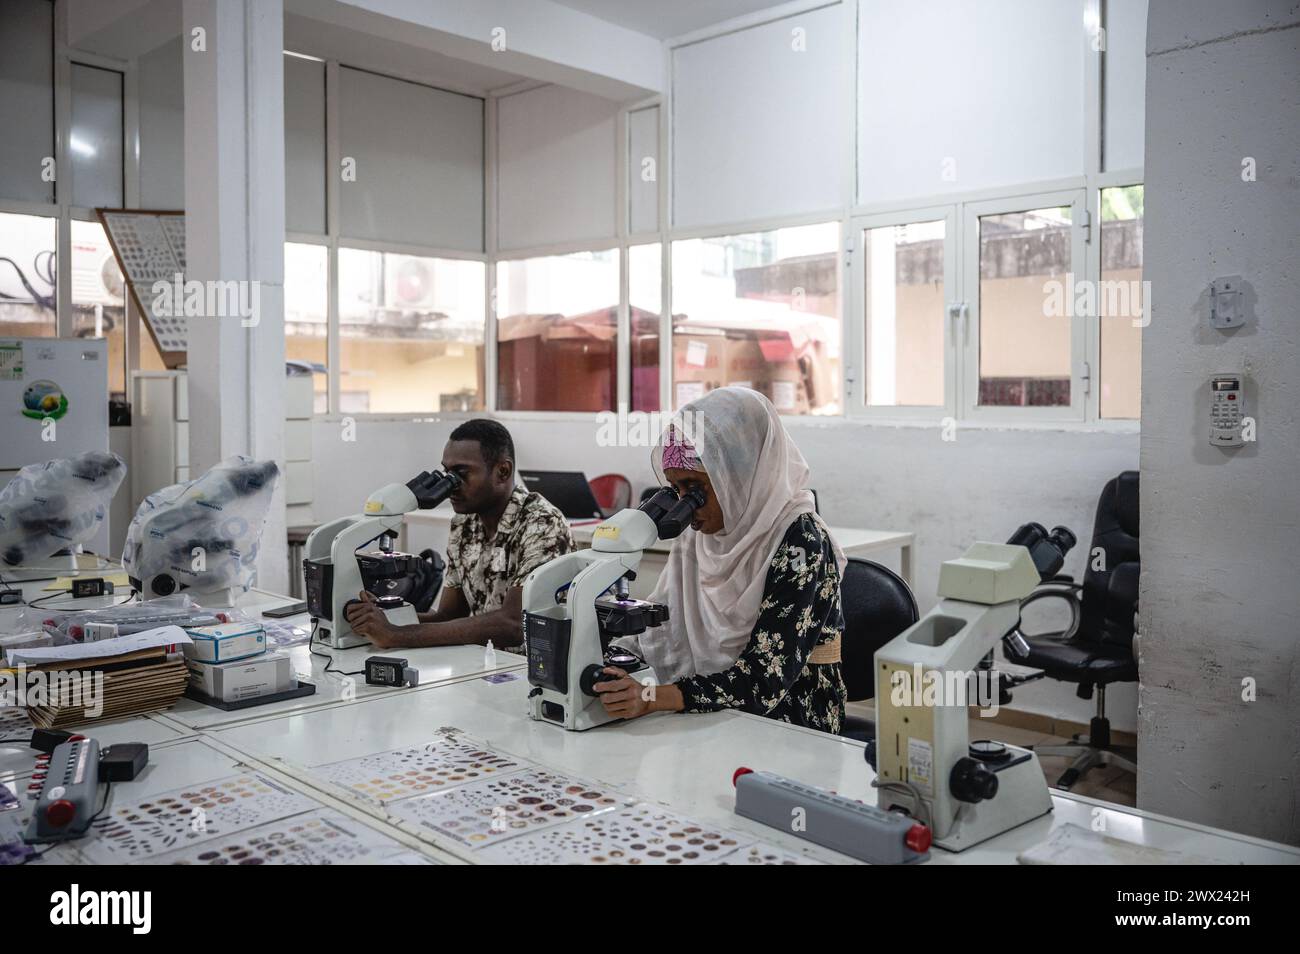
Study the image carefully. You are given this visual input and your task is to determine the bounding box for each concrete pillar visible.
[1139,0,1300,844]
[182,0,288,594]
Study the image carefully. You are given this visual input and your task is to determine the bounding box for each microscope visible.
[523,485,704,731]
[303,470,460,649]
[872,523,1076,851]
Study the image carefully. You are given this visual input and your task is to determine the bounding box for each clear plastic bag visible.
[0,451,126,567]
[122,455,280,599]
[18,593,207,644]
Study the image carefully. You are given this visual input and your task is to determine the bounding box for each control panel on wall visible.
[1210,374,1245,448]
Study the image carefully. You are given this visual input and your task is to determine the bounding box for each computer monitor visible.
[518,470,604,521]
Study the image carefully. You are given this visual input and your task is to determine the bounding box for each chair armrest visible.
[1018,583,1083,639]
[1003,583,1084,661]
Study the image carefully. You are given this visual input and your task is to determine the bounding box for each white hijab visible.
[636,387,845,682]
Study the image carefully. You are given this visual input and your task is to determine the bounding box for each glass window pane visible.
[0,212,57,337]
[70,219,127,398]
[978,206,1072,407]
[70,64,124,209]
[1100,185,1144,420]
[338,248,485,414]
[629,243,661,413]
[495,250,619,412]
[865,220,945,407]
[0,0,54,204]
[285,242,328,414]
[671,222,840,415]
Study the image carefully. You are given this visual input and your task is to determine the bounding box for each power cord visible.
[24,591,134,611]
[871,778,933,830]
[307,619,364,677]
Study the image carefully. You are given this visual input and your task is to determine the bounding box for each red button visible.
[45,799,76,827]
[905,822,932,853]
[1227,394,1236,400]
[732,766,754,787]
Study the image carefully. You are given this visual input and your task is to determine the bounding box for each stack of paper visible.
[6,626,192,728]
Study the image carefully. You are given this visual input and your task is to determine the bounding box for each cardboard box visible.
[673,333,725,397]
[187,650,292,702]
[183,621,266,663]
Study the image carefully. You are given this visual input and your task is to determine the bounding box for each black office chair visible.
[839,558,919,741]
[1007,471,1140,790]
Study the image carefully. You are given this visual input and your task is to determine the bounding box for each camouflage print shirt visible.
[444,484,574,645]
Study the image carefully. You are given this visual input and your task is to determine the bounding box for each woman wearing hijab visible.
[594,386,848,733]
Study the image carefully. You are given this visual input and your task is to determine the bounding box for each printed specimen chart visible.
[98,210,188,357]
[0,706,33,737]
[479,802,753,865]
[390,767,624,848]
[145,808,433,866]
[79,772,318,864]
[311,732,534,805]
[717,843,826,865]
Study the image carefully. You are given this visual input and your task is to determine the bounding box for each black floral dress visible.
[674,513,847,734]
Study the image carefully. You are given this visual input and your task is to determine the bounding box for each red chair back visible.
[589,473,632,517]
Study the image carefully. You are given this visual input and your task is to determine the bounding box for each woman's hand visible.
[593,667,657,720]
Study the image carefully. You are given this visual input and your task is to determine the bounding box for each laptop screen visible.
[518,470,604,520]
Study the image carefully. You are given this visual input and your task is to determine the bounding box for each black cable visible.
[23,591,134,611]
[0,256,55,311]
[86,780,114,826]
[0,738,30,745]
[35,249,56,287]
[307,620,364,677]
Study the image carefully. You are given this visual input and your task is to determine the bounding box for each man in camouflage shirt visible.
[345,420,572,652]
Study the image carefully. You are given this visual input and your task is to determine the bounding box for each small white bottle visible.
[483,639,497,670]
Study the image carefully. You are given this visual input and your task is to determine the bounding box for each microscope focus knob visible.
[580,665,611,697]
[949,756,999,804]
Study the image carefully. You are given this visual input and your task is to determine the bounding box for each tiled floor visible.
[845,702,1137,808]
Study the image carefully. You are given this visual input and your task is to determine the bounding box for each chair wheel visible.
[1055,768,1080,790]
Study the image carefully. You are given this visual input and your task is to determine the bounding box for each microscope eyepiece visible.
[639,485,707,540]
[406,470,462,509]
[1006,521,1077,581]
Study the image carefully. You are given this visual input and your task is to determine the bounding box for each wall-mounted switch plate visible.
[1210,276,1244,329]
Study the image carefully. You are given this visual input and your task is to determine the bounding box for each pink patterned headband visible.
[661,424,703,472]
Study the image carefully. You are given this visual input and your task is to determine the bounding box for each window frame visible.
[846,203,958,422]
[960,187,1088,424]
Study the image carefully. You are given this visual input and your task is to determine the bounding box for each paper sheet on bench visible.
[1018,822,1230,865]
[5,625,191,667]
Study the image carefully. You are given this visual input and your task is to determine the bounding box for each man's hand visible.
[593,667,657,720]
[344,591,406,648]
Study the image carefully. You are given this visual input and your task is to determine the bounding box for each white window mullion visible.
[324,60,341,417]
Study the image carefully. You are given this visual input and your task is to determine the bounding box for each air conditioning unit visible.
[382,254,439,311]
[71,235,124,307]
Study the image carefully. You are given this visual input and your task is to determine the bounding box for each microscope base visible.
[318,602,419,650]
[528,665,659,731]
[934,745,1053,852]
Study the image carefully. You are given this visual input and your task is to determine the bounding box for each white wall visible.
[496,84,619,250]
[313,416,1140,730]
[673,2,849,227]
[337,66,485,251]
[137,38,185,209]
[1138,0,1300,844]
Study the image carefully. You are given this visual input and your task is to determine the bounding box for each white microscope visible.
[303,470,459,649]
[872,523,1076,851]
[523,485,704,730]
